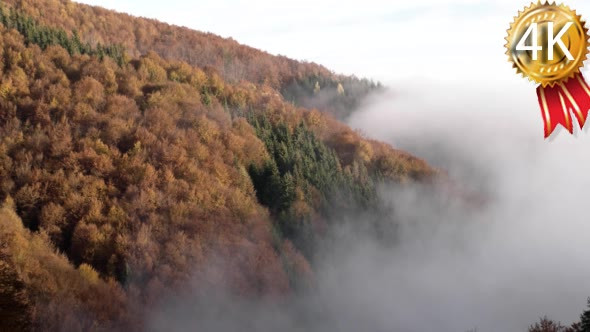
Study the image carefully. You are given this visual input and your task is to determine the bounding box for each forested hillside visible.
[1,0,380,119]
[0,0,435,330]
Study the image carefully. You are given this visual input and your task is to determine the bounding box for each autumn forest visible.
[0,0,436,330]
[0,0,588,331]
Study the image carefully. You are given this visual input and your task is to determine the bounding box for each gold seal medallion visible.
[506,2,589,87]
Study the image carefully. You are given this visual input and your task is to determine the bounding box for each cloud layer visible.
[345,78,590,331]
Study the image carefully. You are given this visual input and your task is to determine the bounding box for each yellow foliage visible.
[78,264,99,285]
[93,139,110,155]
[0,81,12,99]
[304,109,325,131]
[0,200,128,329]
[337,83,345,95]
[356,140,374,163]
[195,116,220,143]
[139,57,167,83]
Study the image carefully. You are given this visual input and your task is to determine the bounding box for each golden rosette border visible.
[505,1,590,88]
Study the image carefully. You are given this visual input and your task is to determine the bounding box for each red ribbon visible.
[536,73,590,138]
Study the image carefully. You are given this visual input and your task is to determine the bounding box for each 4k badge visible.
[506,2,590,138]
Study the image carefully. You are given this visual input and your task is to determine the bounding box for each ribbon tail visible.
[537,84,574,138]
[560,73,590,130]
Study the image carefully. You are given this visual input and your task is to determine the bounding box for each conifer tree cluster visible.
[248,114,378,256]
[0,3,125,65]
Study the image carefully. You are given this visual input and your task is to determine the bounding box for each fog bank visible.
[345,79,590,331]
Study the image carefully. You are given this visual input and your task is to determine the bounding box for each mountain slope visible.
[3,0,380,119]
[0,1,435,330]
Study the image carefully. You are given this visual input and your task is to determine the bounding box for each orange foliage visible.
[0,199,132,331]
[0,2,437,329]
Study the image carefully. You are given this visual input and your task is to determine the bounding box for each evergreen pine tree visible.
[580,298,590,332]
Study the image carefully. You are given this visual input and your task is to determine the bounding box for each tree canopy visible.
[0,1,435,330]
